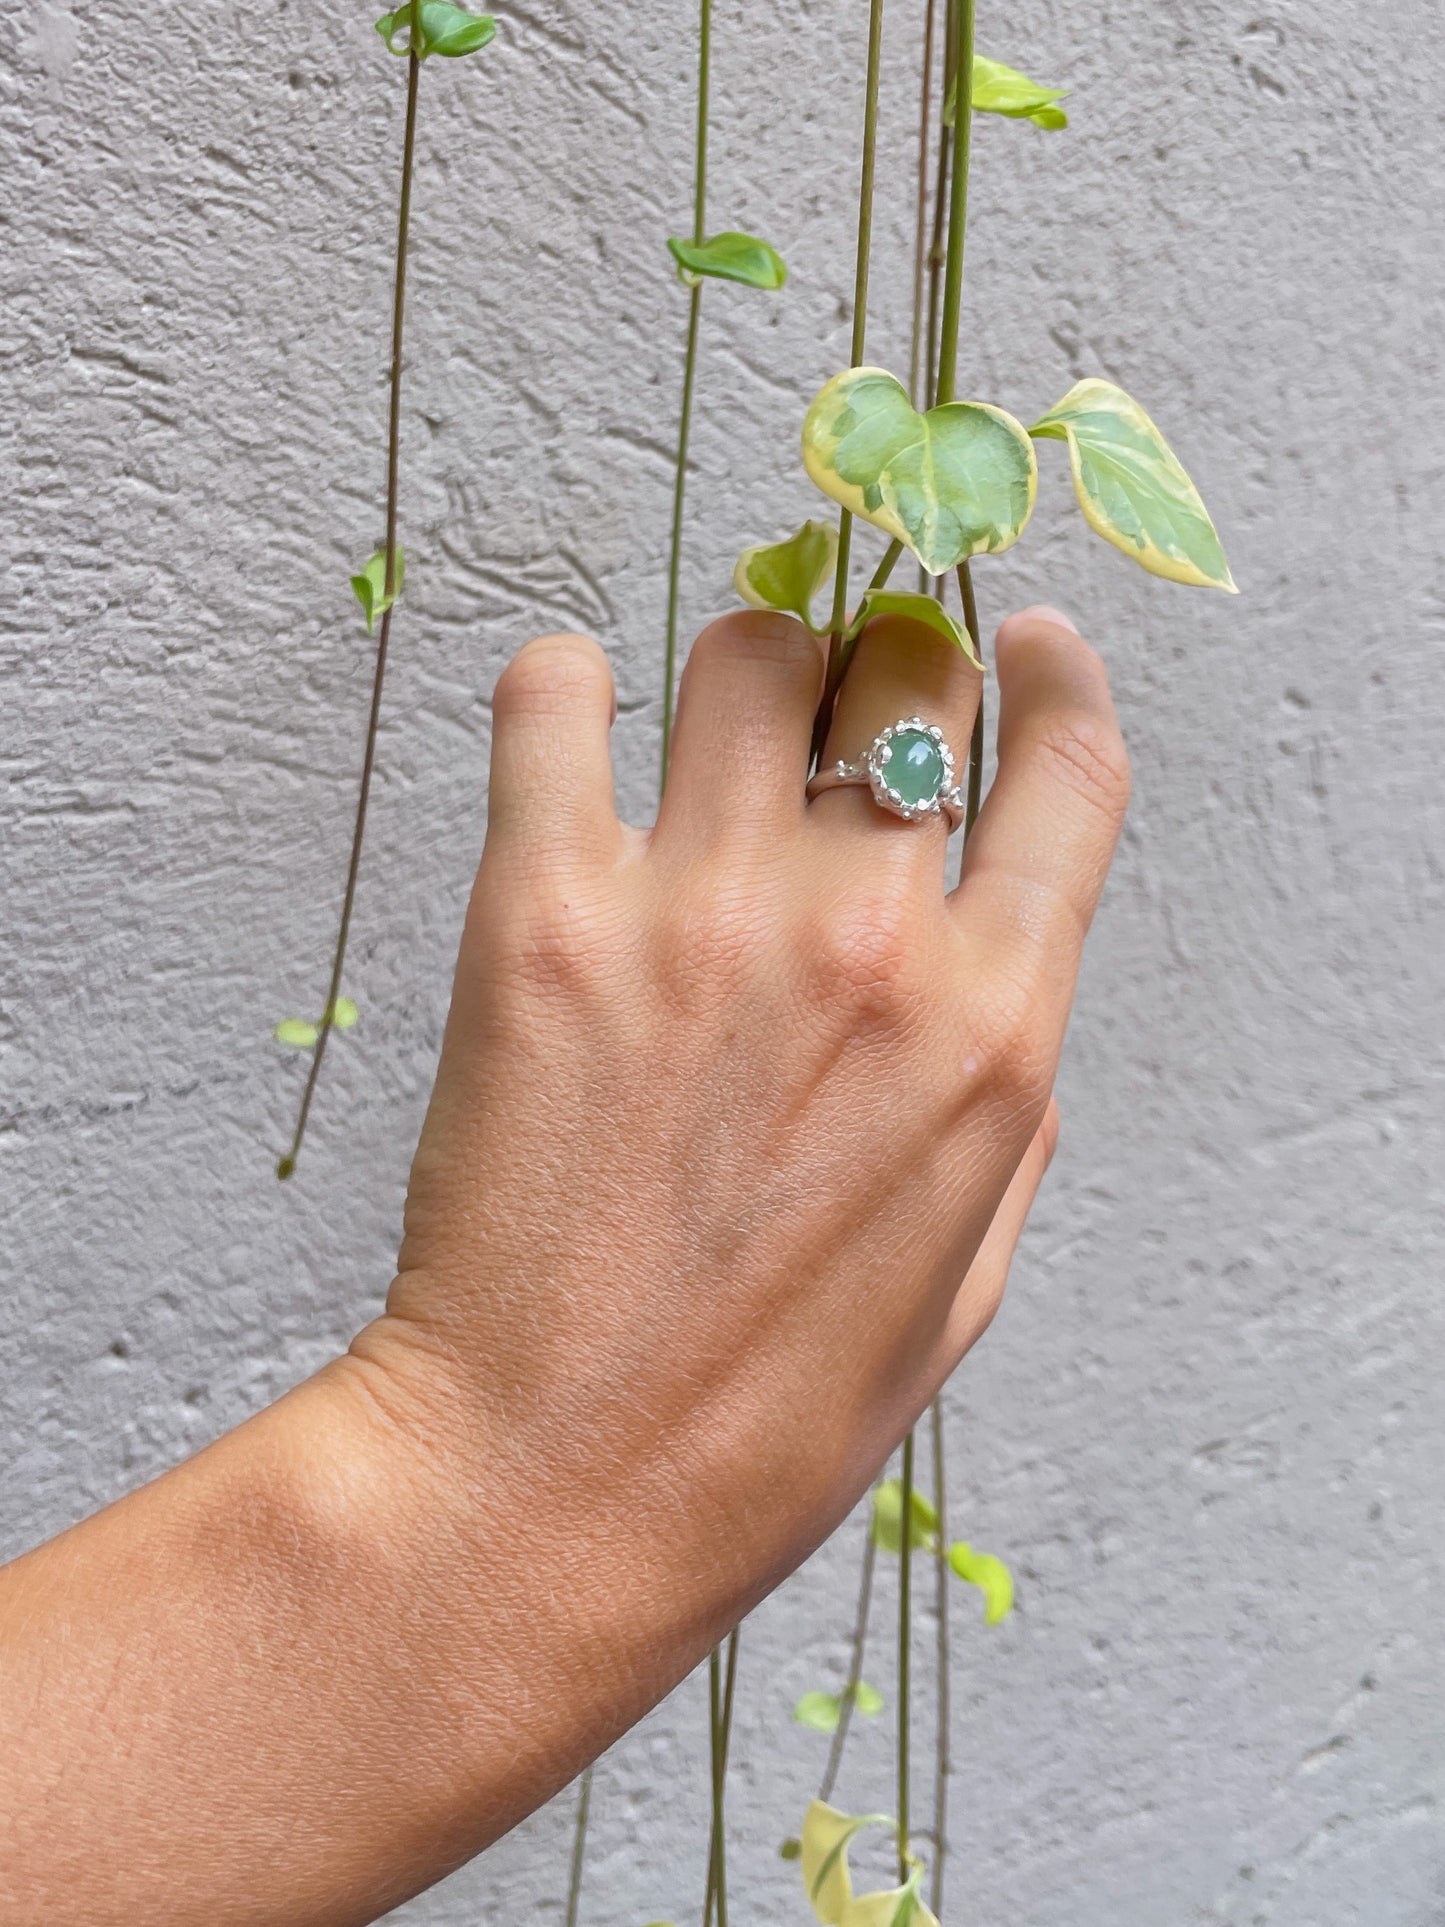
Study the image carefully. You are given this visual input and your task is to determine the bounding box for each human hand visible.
[347,599,1128,1763]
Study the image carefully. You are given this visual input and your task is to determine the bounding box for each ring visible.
[806,716,966,829]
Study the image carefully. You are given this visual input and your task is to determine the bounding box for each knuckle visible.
[494,633,609,719]
[489,880,620,1000]
[971,962,1053,1113]
[1032,709,1132,823]
[691,610,821,678]
[809,891,924,1030]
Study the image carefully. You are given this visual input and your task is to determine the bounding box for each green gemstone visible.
[880,728,945,808]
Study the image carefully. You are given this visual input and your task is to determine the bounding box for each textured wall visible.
[3,0,1443,1919]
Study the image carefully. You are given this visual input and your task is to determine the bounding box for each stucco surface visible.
[3,0,1443,1920]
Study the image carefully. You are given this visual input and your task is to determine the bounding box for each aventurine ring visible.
[806,717,966,830]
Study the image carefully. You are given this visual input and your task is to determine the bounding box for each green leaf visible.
[1029,379,1237,591]
[947,1541,1016,1625]
[667,231,787,290]
[274,1018,319,1048]
[733,519,838,629]
[870,1478,940,1555]
[802,367,1036,575]
[839,1869,937,1927]
[376,2,497,57]
[793,1681,884,1734]
[945,53,1069,130]
[801,1804,892,1926]
[351,547,405,634]
[328,997,360,1031]
[781,1839,803,1862]
[847,589,982,671]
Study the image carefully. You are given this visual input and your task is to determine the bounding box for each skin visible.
[0,602,1129,1925]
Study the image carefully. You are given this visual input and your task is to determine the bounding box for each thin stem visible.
[928,1402,951,1916]
[703,1629,739,1927]
[957,561,984,830]
[935,0,974,407]
[659,0,712,790]
[820,540,904,723]
[818,1513,878,1805]
[816,0,887,763]
[897,1430,915,1884]
[908,0,937,408]
[278,43,421,1181]
[564,1764,593,1927]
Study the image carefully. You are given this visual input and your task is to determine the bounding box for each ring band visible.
[806,716,966,830]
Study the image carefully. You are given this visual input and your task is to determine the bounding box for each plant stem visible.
[703,1628,739,1927]
[908,0,937,409]
[897,1429,915,1884]
[818,1509,878,1805]
[934,0,974,408]
[928,1402,951,1916]
[564,1763,593,1927]
[814,0,886,766]
[660,0,712,790]
[957,560,984,828]
[278,42,421,1182]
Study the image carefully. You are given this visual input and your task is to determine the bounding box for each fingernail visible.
[1027,603,1080,634]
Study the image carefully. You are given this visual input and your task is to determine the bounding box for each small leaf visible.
[870,1478,940,1555]
[947,1541,1016,1625]
[328,997,360,1031]
[274,1018,319,1048]
[802,367,1036,575]
[793,1681,884,1734]
[667,231,787,290]
[848,589,982,671]
[351,546,405,634]
[781,1839,803,1862]
[734,519,838,629]
[376,2,497,58]
[1029,379,1237,591]
[945,53,1069,130]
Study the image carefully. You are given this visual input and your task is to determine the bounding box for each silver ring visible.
[806,716,966,830]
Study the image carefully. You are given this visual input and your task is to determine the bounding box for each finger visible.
[652,611,825,854]
[950,606,1130,1033]
[935,1097,1059,1369]
[488,633,622,872]
[809,611,981,869]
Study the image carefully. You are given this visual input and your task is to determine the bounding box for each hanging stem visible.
[660,0,712,789]
[908,0,937,409]
[813,0,886,767]
[703,1628,740,1927]
[897,1430,915,1884]
[278,40,421,1181]
[818,1510,879,1805]
[564,1764,593,1927]
[934,0,974,409]
[928,1403,952,1915]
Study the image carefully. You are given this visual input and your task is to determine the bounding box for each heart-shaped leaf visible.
[945,53,1069,129]
[1030,379,1237,591]
[870,1476,940,1554]
[947,1541,1015,1624]
[351,546,405,633]
[801,1804,892,1926]
[803,368,1036,575]
[734,519,837,628]
[848,589,982,670]
[375,2,496,58]
[667,231,787,290]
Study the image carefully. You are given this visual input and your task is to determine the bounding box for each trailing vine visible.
[269,1,1234,1918]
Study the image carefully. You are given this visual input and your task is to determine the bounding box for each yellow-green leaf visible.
[947,1541,1015,1624]
[375,3,497,57]
[351,546,405,633]
[1029,379,1236,591]
[734,519,837,629]
[802,368,1036,575]
[800,1804,895,1926]
[840,1871,938,1927]
[667,231,787,291]
[274,1018,319,1048]
[793,1681,884,1733]
[870,1478,939,1554]
[328,997,360,1031]
[945,53,1069,130]
[848,589,982,670]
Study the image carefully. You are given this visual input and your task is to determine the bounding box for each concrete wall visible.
[3,0,1442,1919]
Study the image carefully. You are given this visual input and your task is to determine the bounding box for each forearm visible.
[0,1349,723,1927]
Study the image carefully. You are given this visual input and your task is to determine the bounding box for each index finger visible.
[949,606,1131,1039]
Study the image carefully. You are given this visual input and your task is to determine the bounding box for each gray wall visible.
[3,0,1442,1920]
